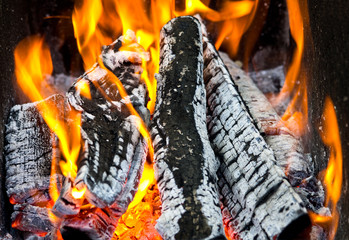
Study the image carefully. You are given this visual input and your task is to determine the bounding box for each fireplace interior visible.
[0,0,348,239]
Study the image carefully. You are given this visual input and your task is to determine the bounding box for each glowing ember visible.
[309,97,343,240]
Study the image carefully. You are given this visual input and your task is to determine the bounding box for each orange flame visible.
[270,0,308,138]
[214,0,259,57]
[14,36,83,202]
[309,97,342,240]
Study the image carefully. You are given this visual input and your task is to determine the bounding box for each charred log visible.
[202,34,310,239]
[151,16,225,240]
[62,207,117,240]
[69,30,149,210]
[219,52,325,213]
[4,94,64,204]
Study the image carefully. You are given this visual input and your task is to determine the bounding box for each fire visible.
[270,0,308,138]
[14,36,82,181]
[309,97,342,240]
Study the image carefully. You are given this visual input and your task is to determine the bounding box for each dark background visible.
[0,0,348,239]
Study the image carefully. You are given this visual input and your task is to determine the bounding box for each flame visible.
[269,0,308,138]
[214,0,259,57]
[14,36,83,203]
[309,97,342,240]
[72,186,87,199]
[75,79,92,99]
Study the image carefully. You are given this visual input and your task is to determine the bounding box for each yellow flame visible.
[75,79,92,99]
[72,186,87,199]
[128,162,155,209]
[309,97,342,240]
[14,36,83,201]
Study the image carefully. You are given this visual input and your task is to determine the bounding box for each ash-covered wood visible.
[151,16,225,240]
[70,30,149,210]
[220,52,312,186]
[52,177,83,216]
[202,34,310,239]
[62,207,117,240]
[4,94,64,204]
[219,52,326,213]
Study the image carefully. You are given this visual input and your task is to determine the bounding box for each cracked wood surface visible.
[68,31,149,211]
[219,52,326,213]
[203,35,310,240]
[151,16,225,240]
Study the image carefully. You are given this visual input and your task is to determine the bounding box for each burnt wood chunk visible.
[4,94,64,204]
[62,207,117,240]
[202,36,310,239]
[219,52,325,213]
[151,16,225,240]
[11,204,54,236]
[70,30,149,210]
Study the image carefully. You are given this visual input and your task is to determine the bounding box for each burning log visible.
[202,34,310,239]
[151,16,225,239]
[219,52,326,213]
[4,94,65,204]
[71,30,149,212]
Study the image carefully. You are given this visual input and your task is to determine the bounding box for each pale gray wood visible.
[202,34,310,239]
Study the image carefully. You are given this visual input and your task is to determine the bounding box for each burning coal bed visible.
[4,16,329,240]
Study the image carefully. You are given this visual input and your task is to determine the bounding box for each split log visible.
[219,52,326,212]
[70,30,149,211]
[202,34,310,239]
[4,94,64,204]
[151,16,225,240]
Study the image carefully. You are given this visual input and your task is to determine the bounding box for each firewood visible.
[219,52,326,213]
[202,35,310,239]
[70,30,149,211]
[219,52,312,186]
[151,16,225,240]
[52,177,83,216]
[4,94,64,204]
[62,207,117,240]
[11,204,54,236]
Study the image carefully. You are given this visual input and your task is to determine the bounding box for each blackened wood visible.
[70,31,149,210]
[4,94,64,204]
[11,204,54,236]
[151,16,225,240]
[219,52,326,213]
[62,207,117,240]
[52,177,83,216]
[202,35,310,239]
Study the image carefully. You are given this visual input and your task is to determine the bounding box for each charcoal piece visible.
[151,16,225,240]
[52,177,83,216]
[71,30,149,210]
[61,207,117,240]
[202,35,310,239]
[11,204,54,236]
[220,51,312,186]
[4,94,64,204]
